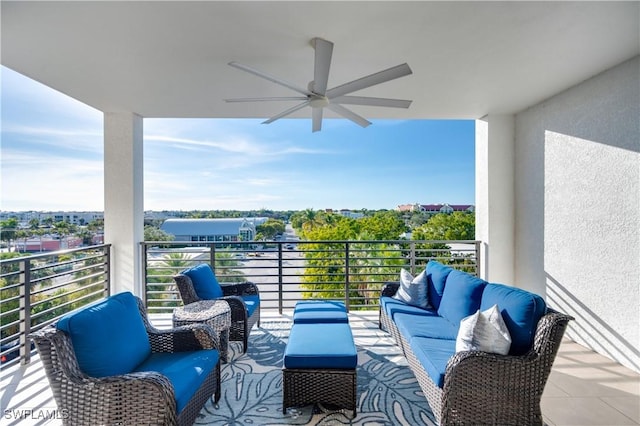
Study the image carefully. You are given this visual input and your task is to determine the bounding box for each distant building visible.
[396,203,475,214]
[14,236,83,252]
[338,209,364,219]
[160,218,268,243]
[0,211,103,226]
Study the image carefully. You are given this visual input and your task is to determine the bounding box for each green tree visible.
[0,218,18,250]
[256,218,285,240]
[414,212,475,240]
[144,225,175,242]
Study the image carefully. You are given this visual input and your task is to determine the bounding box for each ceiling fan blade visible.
[327,103,371,128]
[331,95,412,109]
[225,97,308,103]
[229,61,313,97]
[326,63,413,99]
[262,100,310,124]
[312,107,323,132]
[312,38,333,95]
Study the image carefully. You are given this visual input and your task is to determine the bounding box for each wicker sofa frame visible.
[29,296,221,426]
[380,282,573,426]
[173,274,260,352]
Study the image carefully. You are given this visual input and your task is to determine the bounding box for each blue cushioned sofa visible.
[30,292,221,426]
[379,261,573,426]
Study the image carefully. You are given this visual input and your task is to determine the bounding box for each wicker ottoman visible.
[293,301,348,324]
[173,300,231,362]
[282,322,357,415]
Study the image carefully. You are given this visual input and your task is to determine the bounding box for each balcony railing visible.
[0,239,479,366]
[142,239,480,314]
[0,244,111,366]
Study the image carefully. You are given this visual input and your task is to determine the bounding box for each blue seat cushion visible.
[242,294,260,318]
[57,292,151,378]
[293,301,348,323]
[284,323,357,369]
[437,269,487,327]
[409,336,456,388]
[426,261,454,310]
[380,296,434,320]
[394,312,459,340]
[133,349,219,414]
[182,264,223,299]
[480,283,547,356]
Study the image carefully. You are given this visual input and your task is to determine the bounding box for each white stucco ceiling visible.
[2,1,639,120]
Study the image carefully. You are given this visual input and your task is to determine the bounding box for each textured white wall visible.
[515,57,640,372]
[475,116,515,284]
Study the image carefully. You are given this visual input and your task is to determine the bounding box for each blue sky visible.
[1,66,475,212]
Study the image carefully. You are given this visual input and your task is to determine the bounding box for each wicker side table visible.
[173,300,231,362]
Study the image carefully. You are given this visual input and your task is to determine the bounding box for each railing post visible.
[344,242,350,311]
[19,259,31,365]
[105,244,112,297]
[278,243,283,314]
[410,241,416,275]
[209,243,216,268]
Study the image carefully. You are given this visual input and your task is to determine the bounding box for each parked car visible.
[1,339,35,364]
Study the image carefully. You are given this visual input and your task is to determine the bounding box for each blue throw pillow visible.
[182,264,223,299]
[56,292,151,378]
[437,269,487,326]
[426,261,453,310]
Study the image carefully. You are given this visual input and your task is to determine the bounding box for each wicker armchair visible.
[30,295,221,426]
[380,282,574,425]
[174,271,260,353]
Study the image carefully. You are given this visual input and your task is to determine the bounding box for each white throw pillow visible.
[392,268,428,308]
[455,304,512,355]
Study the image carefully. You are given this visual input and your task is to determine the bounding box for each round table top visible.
[174,299,230,320]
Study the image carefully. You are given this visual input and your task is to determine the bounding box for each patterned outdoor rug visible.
[196,320,436,425]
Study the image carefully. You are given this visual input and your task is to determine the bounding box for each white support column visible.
[475,115,515,284]
[104,112,144,296]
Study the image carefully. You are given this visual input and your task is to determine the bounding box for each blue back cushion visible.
[437,269,487,326]
[480,283,547,355]
[182,264,223,299]
[426,261,453,310]
[57,292,151,377]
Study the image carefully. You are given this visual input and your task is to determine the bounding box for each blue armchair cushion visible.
[284,323,357,369]
[480,283,547,355]
[133,349,219,414]
[426,261,453,310]
[56,292,151,378]
[182,264,223,299]
[437,269,487,327]
[242,294,260,318]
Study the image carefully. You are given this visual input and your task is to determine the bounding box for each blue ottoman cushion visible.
[284,323,357,369]
[293,301,348,323]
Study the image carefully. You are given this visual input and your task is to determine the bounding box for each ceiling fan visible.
[225,38,413,132]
